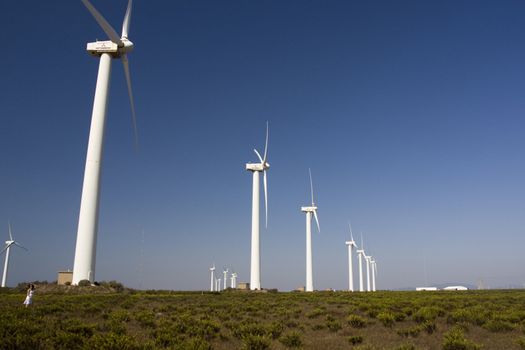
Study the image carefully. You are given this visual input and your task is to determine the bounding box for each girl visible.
[23,284,35,307]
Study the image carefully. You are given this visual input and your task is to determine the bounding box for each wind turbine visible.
[1,223,28,288]
[231,272,238,289]
[223,268,228,290]
[356,232,365,292]
[245,122,269,290]
[72,0,138,285]
[345,222,357,292]
[365,254,371,292]
[371,259,377,292]
[209,264,215,292]
[301,169,320,292]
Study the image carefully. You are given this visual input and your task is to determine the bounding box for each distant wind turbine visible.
[223,268,228,290]
[73,0,139,285]
[365,254,371,292]
[371,259,377,292]
[301,169,320,292]
[345,222,357,292]
[231,272,237,289]
[356,232,365,292]
[1,222,28,288]
[209,264,215,292]
[245,122,270,290]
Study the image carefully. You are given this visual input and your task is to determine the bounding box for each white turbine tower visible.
[371,259,377,292]
[1,223,28,288]
[356,232,365,292]
[223,268,228,290]
[365,255,372,292]
[301,169,320,293]
[72,0,138,285]
[217,278,221,292]
[245,122,269,290]
[209,264,215,292]
[231,272,238,289]
[345,222,357,292]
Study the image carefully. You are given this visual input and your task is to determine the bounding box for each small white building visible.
[443,286,468,291]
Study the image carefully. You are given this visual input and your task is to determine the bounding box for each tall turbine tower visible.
[245,122,269,290]
[1,223,28,287]
[371,259,377,292]
[301,169,320,292]
[231,272,237,288]
[223,268,228,290]
[209,264,215,292]
[73,0,138,284]
[356,232,365,292]
[365,255,371,292]
[345,222,357,292]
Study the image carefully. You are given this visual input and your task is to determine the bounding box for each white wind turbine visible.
[371,259,377,292]
[345,222,357,292]
[72,0,138,285]
[209,264,215,292]
[301,169,320,292]
[1,223,28,288]
[365,254,372,292]
[356,232,365,292]
[223,268,228,290]
[231,272,238,289]
[245,122,270,290]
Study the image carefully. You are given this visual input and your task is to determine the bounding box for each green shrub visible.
[413,306,443,323]
[397,325,421,338]
[306,307,326,319]
[279,331,302,348]
[348,335,363,345]
[377,311,395,327]
[326,318,342,332]
[241,334,271,350]
[134,310,156,328]
[84,333,140,350]
[347,315,367,328]
[516,337,525,350]
[394,343,416,350]
[78,280,91,287]
[442,327,481,350]
[422,320,436,334]
[483,318,514,332]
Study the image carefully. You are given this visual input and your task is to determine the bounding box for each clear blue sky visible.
[1,0,524,290]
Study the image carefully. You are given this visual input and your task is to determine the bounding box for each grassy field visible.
[1,286,525,349]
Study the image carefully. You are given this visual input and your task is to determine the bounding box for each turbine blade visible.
[309,168,314,205]
[0,245,8,255]
[81,0,123,45]
[121,0,132,39]
[254,149,263,163]
[348,221,354,241]
[360,232,364,250]
[313,210,320,232]
[14,242,28,251]
[122,54,139,150]
[263,170,268,228]
[263,121,269,162]
[8,221,13,241]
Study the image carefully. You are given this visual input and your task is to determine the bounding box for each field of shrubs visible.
[1,286,525,349]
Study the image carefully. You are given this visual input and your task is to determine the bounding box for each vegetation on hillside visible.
[1,287,524,349]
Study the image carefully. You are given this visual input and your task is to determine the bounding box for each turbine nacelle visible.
[345,240,357,247]
[86,39,134,57]
[246,162,269,172]
[301,206,318,213]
